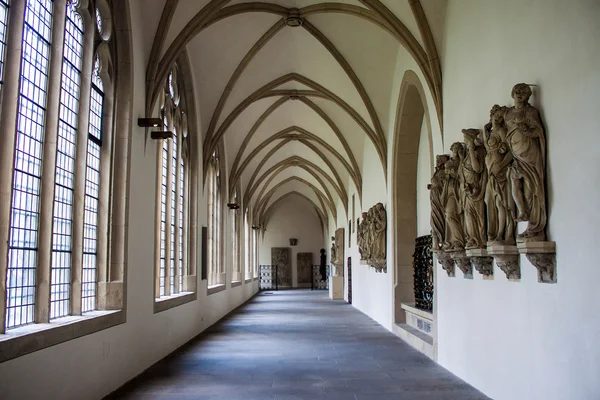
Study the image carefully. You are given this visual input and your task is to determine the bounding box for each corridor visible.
[108,291,487,400]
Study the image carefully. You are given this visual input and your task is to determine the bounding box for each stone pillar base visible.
[329,276,344,300]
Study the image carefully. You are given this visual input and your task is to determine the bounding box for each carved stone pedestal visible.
[331,262,344,277]
[435,250,454,277]
[488,244,520,280]
[466,248,493,278]
[518,241,556,283]
[450,250,472,279]
[329,276,344,300]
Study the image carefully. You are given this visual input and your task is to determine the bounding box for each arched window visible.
[154,66,195,306]
[0,0,129,349]
[231,189,241,283]
[207,149,223,288]
[244,209,251,281]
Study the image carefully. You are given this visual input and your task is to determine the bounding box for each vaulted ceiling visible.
[138,0,445,231]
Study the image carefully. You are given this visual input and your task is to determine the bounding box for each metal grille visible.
[0,0,10,89]
[311,265,329,290]
[50,4,83,320]
[82,63,103,313]
[178,157,184,291]
[170,131,177,294]
[413,235,433,311]
[6,0,53,329]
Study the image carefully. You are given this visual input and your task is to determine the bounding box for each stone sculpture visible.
[461,129,488,249]
[319,248,327,281]
[359,203,387,272]
[429,82,556,283]
[428,154,449,251]
[442,142,466,251]
[505,83,547,242]
[484,105,515,244]
[330,236,337,265]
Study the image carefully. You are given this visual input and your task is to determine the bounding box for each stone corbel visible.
[518,241,556,283]
[466,248,493,278]
[488,244,520,280]
[435,250,455,277]
[450,250,473,279]
[370,260,387,273]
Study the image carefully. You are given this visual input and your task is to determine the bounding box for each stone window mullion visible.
[0,0,25,332]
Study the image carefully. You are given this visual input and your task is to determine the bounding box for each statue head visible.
[490,104,507,125]
[320,248,325,254]
[450,142,465,158]
[511,83,532,104]
[436,154,450,168]
[331,236,335,241]
[362,212,367,218]
[462,128,482,146]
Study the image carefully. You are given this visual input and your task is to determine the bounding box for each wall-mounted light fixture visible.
[137,117,162,127]
[251,225,260,231]
[289,238,298,246]
[150,131,174,140]
[227,203,240,210]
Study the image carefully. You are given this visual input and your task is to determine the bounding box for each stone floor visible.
[107,290,489,400]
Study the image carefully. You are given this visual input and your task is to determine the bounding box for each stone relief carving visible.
[429,83,555,282]
[271,247,291,287]
[428,155,449,251]
[358,203,387,273]
[330,236,337,265]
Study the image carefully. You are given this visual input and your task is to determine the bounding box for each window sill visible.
[231,280,242,288]
[253,277,258,281]
[207,283,226,295]
[154,291,197,314]
[0,310,125,363]
[244,278,252,284]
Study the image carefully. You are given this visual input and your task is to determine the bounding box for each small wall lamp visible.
[227,203,240,210]
[137,118,162,127]
[150,131,174,140]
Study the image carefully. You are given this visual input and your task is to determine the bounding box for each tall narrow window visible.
[244,209,250,280]
[6,0,53,329]
[0,0,10,93]
[82,56,104,313]
[155,66,191,301]
[207,150,222,287]
[231,190,240,283]
[50,4,83,319]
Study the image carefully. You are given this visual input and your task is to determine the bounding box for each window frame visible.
[153,65,196,313]
[0,0,131,362]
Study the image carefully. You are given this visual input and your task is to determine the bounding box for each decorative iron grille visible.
[413,235,433,311]
[311,265,329,290]
[259,265,278,291]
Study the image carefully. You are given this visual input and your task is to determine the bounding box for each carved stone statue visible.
[319,248,327,281]
[442,142,466,251]
[372,203,387,260]
[428,155,449,251]
[484,105,515,244]
[504,83,547,241]
[460,129,487,249]
[330,236,337,264]
[358,212,367,259]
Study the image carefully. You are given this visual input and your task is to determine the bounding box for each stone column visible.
[35,0,67,323]
[173,130,182,294]
[0,0,26,333]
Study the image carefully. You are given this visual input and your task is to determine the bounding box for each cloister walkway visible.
[108,290,488,400]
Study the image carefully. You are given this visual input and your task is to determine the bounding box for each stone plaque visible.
[271,247,291,287]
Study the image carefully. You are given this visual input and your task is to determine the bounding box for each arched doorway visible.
[391,70,435,358]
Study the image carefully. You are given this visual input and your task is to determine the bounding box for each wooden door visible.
[297,252,312,287]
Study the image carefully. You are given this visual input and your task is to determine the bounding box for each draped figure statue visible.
[504,83,547,241]
[372,203,387,259]
[442,142,466,251]
[460,129,487,249]
[484,105,515,244]
[428,154,449,250]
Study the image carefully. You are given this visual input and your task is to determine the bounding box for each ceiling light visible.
[285,9,303,27]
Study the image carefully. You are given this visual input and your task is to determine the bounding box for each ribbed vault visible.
[142,0,442,233]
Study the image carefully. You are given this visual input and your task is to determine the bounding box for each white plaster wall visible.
[259,196,324,287]
[437,1,600,399]
[0,2,258,398]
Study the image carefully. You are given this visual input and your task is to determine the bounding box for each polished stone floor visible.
[107,290,488,400]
